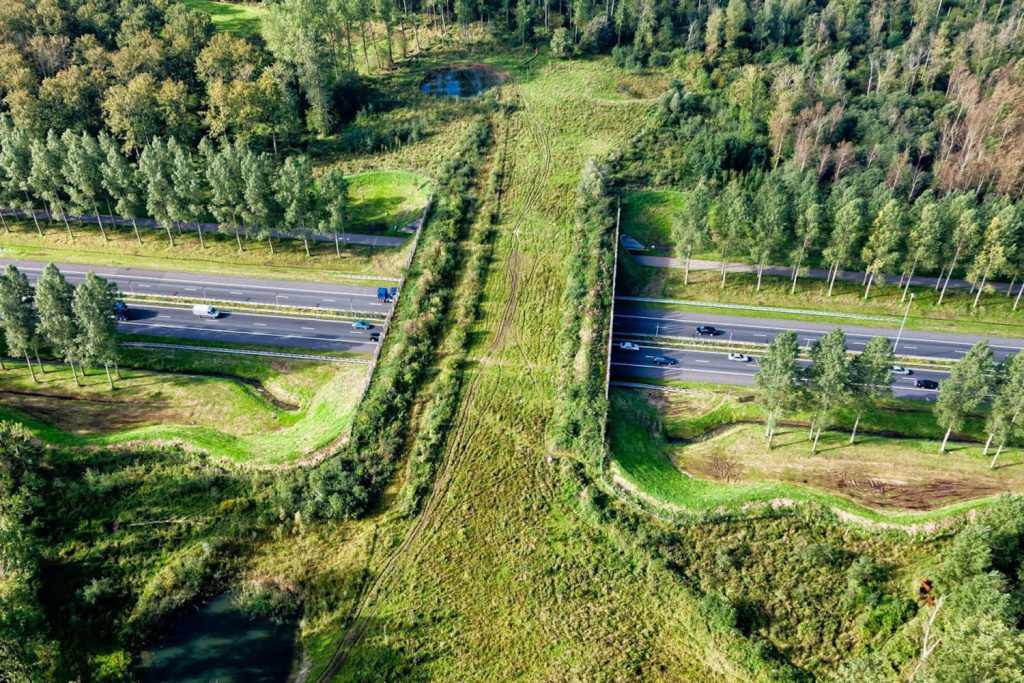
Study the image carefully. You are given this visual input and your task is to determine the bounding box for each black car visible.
[916,379,939,390]
[652,355,677,366]
[695,326,718,336]
[369,332,381,342]
[113,301,130,321]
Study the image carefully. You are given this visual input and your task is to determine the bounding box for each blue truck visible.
[377,287,389,302]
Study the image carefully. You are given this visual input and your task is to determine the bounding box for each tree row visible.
[0,119,351,256]
[757,331,1023,466]
[0,264,122,389]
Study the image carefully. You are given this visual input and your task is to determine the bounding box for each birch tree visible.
[754,330,800,448]
[807,329,852,453]
[849,336,894,444]
[72,273,120,390]
[0,265,39,381]
[672,182,711,285]
[34,263,82,386]
[984,353,1024,468]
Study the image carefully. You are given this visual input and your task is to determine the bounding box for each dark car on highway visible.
[916,379,939,390]
[114,301,130,321]
[695,326,718,336]
[369,332,381,342]
[652,356,677,366]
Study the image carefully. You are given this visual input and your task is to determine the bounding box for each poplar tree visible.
[72,273,120,390]
[968,204,1018,308]
[750,177,789,291]
[319,166,349,257]
[206,141,247,251]
[34,263,82,386]
[807,329,852,453]
[754,330,800,449]
[824,195,866,296]
[861,199,906,299]
[0,265,39,381]
[0,118,42,235]
[849,336,894,444]
[167,138,208,248]
[62,130,109,240]
[715,179,749,288]
[29,131,74,238]
[672,181,711,285]
[936,341,994,453]
[789,200,823,294]
[241,149,279,254]
[938,204,981,305]
[902,198,945,302]
[138,138,177,246]
[276,154,315,257]
[98,131,145,244]
[984,353,1024,468]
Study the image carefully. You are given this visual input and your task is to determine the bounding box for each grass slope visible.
[180,0,264,36]
[0,353,367,464]
[346,170,433,236]
[609,387,1017,524]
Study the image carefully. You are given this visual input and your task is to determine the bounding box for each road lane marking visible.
[695,359,710,363]
[302,326,315,331]
[253,323,266,326]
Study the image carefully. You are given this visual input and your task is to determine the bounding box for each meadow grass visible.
[346,170,433,236]
[608,387,1012,524]
[621,188,689,248]
[0,354,367,465]
[180,0,264,36]
[0,218,411,281]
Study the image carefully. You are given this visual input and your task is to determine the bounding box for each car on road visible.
[376,287,389,302]
[618,342,640,351]
[389,286,399,300]
[192,304,220,319]
[113,301,130,321]
[727,353,751,362]
[369,332,381,342]
[915,379,939,390]
[695,326,718,336]
[892,365,912,375]
[352,320,373,330]
[652,355,677,366]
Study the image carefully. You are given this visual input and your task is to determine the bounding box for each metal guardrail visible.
[615,296,898,323]
[122,296,388,321]
[120,342,372,364]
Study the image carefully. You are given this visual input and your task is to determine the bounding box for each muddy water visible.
[136,595,299,683]
[421,67,502,97]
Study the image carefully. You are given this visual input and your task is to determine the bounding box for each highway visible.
[614,307,1024,363]
[610,346,950,400]
[1,259,396,314]
[120,305,382,354]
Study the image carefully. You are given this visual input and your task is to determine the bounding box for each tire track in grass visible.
[316,85,555,677]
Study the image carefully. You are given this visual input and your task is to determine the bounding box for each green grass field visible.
[0,352,368,464]
[346,170,432,236]
[620,189,689,250]
[180,0,264,36]
[609,386,1018,524]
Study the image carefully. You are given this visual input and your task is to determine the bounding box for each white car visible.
[618,342,640,351]
[892,365,912,375]
[728,353,751,362]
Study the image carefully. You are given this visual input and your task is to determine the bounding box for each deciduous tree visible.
[936,341,994,453]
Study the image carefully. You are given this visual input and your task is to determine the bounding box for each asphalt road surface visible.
[610,345,950,401]
[614,307,1024,363]
[2,258,396,314]
[121,305,382,354]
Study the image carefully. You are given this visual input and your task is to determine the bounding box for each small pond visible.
[421,67,502,97]
[136,594,299,683]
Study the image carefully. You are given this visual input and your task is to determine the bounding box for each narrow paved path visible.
[633,254,1017,294]
[0,208,407,247]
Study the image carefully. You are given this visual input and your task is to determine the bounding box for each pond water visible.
[421,67,502,97]
[136,595,299,683]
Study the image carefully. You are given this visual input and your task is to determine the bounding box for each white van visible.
[192,304,220,319]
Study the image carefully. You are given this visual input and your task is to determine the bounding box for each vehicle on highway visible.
[619,342,640,351]
[370,332,381,342]
[390,286,399,300]
[192,304,220,319]
[652,355,677,366]
[114,301,130,321]
[727,353,750,362]
[695,326,718,336]
[892,365,912,375]
[352,320,373,330]
[377,287,389,302]
[916,379,939,389]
